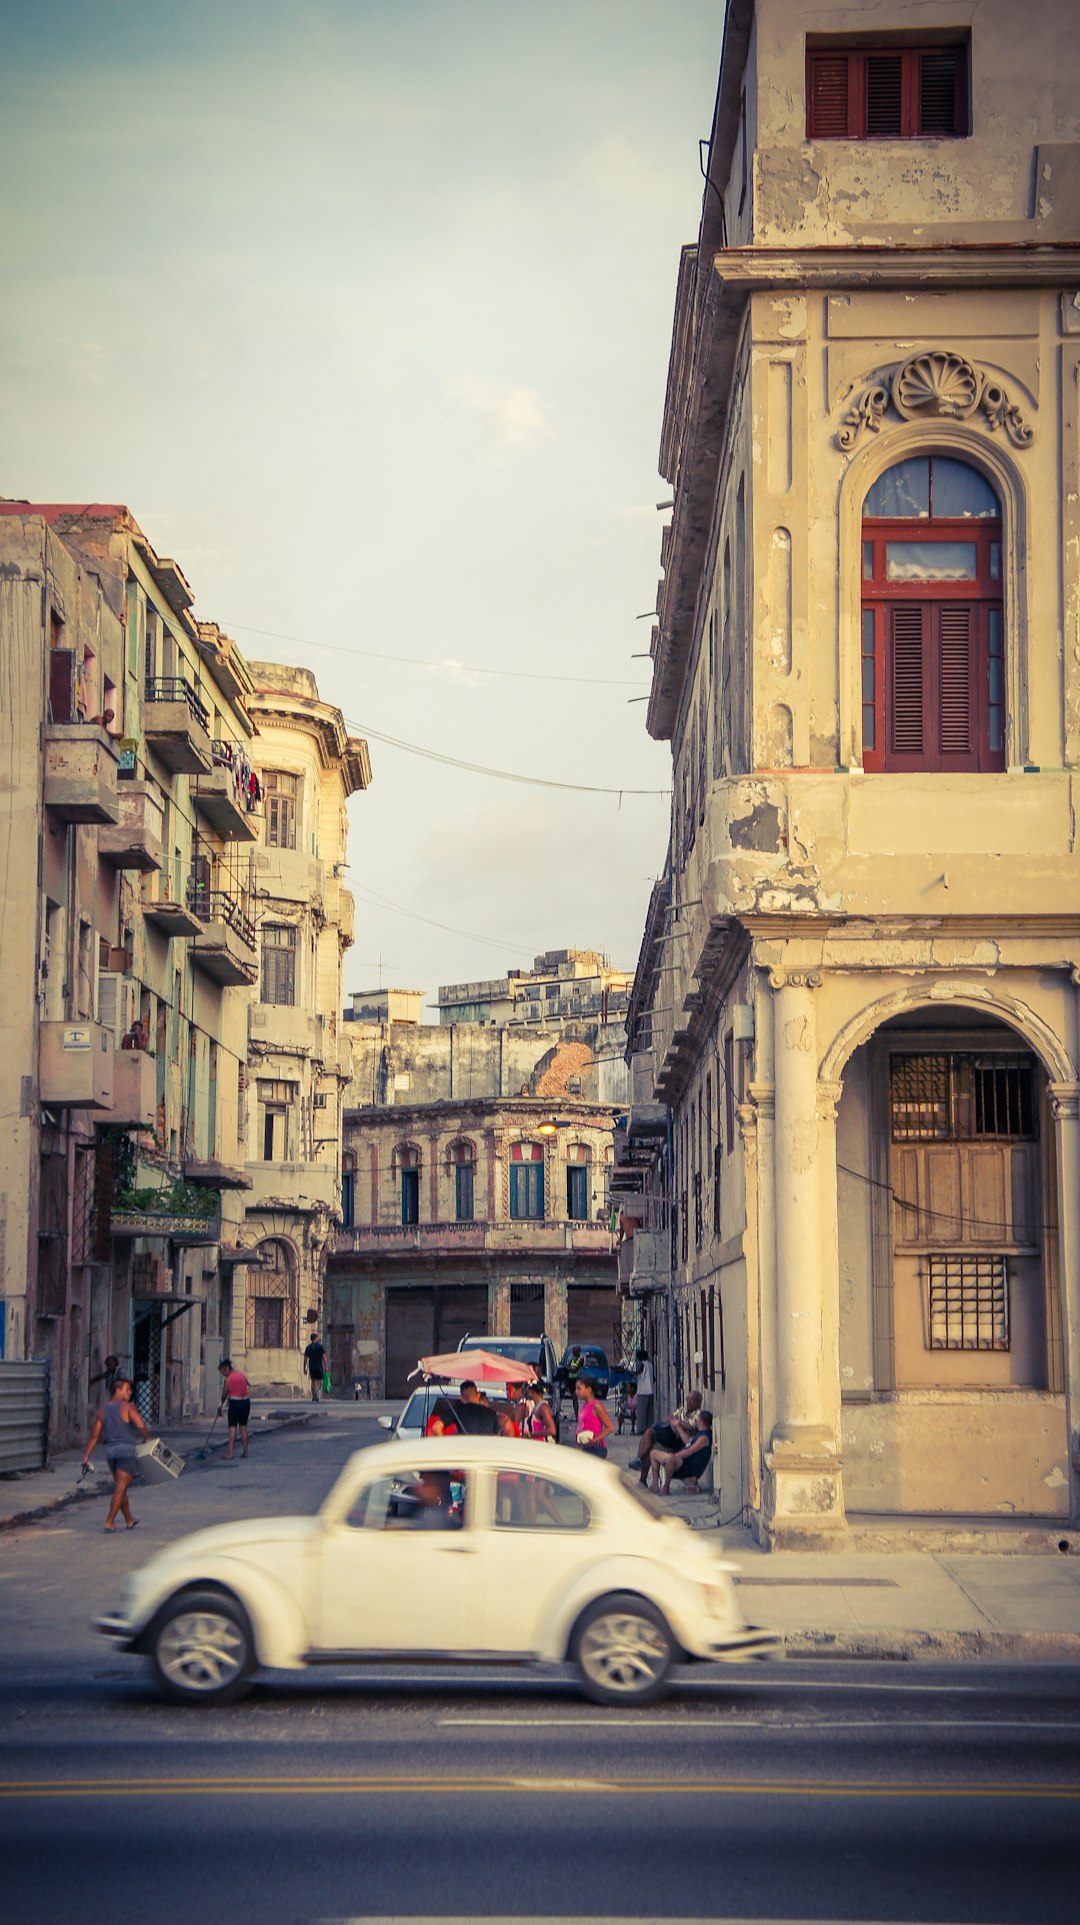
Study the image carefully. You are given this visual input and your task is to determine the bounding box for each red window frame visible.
[807,44,968,141]
[861,516,1004,774]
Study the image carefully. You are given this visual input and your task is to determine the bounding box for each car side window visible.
[346,1469,467,1531]
[493,1471,591,1531]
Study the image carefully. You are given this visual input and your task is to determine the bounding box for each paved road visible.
[1,1410,1077,1924]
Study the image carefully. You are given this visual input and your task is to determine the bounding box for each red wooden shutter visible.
[937,605,975,760]
[865,53,904,135]
[807,54,852,137]
[889,604,926,756]
[919,49,962,134]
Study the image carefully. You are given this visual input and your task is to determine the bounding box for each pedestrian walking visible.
[218,1358,251,1459]
[574,1376,614,1458]
[634,1350,655,1434]
[82,1378,149,1532]
[303,1331,327,1402]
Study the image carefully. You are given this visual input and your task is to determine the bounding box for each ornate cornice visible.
[837,350,1034,453]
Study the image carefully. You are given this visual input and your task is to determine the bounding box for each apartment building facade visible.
[621,0,1080,1542]
[327,961,630,1395]
[0,504,261,1446]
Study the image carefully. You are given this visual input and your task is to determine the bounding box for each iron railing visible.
[145,676,210,732]
[186,881,256,949]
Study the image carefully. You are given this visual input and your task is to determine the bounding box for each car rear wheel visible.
[150,1590,255,1706]
[570,1592,674,1706]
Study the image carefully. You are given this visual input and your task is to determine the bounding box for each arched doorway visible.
[835,1004,1067,1517]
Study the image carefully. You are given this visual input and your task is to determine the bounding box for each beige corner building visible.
[236,665,370,1394]
[624,0,1080,1543]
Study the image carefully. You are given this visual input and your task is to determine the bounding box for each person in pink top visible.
[218,1359,251,1459]
[574,1377,614,1459]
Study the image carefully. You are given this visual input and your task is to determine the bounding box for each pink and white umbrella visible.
[414,1349,536,1385]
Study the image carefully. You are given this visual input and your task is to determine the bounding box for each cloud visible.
[447,375,550,454]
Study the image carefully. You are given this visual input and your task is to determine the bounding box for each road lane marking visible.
[438,1715,1080,1732]
[0,1777,1075,1801]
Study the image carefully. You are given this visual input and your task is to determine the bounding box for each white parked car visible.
[377,1384,445,1441]
[96,1438,774,1707]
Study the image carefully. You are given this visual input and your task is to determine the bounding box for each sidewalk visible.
[603,1429,1080,1665]
[3,1402,1078,1664]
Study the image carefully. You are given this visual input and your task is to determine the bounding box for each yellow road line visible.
[0,1778,1076,1801]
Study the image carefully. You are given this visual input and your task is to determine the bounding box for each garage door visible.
[384,1285,488,1397]
[567,1285,618,1351]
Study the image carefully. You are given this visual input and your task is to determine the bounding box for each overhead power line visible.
[224,620,646,690]
[344,718,671,797]
[351,882,539,956]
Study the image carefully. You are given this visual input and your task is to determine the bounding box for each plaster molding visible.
[1049,1083,1080,1123]
[768,968,823,991]
[837,350,1035,453]
[819,983,1076,1087]
[816,1079,844,1125]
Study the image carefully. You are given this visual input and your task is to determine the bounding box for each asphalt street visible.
[1,1407,1077,1925]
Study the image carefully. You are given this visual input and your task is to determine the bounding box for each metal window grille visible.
[247,1243,299,1350]
[927,1253,1009,1350]
[891,1053,1037,1142]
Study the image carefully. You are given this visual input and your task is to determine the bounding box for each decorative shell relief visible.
[836,349,1034,451]
[892,351,978,420]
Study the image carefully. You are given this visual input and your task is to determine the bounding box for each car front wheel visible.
[150,1590,255,1706]
[570,1592,674,1706]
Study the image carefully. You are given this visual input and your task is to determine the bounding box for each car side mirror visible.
[377,1414,394,1430]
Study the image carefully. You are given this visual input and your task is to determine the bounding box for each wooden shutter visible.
[889,604,926,757]
[937,605,975,761]
[807,54,852,137]
[865,53,904,135]
[919,49,962,134]
[49,648,75,724]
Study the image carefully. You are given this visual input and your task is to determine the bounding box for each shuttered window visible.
[863,457,1003,773]
[808,43,967,139]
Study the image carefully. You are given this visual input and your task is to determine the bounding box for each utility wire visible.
[225,620,646,690]
[351,882,540,958]
[344,718,671,797]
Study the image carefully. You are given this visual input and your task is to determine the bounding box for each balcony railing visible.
[145,676,210,732]
[210,738,262,811]
[186,881,255,949]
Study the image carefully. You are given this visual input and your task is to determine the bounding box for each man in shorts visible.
[218,1358,251,1459]
[635,1387,703,1485]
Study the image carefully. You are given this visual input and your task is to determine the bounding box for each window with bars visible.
[890,1053,1037,1143]
[261,924,296,1006]
[807,42,968,140]
[927,1253,1009,1350]
[248,1240,299,1349]
[862,457,1004,773]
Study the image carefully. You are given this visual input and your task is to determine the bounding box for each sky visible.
[1,0,721,1015]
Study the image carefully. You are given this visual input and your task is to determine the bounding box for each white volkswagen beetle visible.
[96,1438,774,1707]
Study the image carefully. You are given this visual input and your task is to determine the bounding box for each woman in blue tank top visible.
[82,1378,150,1532]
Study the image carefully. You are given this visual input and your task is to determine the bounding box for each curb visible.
[0,1410,316,1534]
[782,1628,1080,1663]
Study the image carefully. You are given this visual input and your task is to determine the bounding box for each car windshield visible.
[400,1389,437,1427]
[459,1338,540,1364]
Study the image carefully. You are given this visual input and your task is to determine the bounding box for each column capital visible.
[816,1078,844,1123]
[1049,1082,1080,1122]
[768,968,823,991]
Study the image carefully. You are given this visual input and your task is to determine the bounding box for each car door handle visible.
[440,1544,475,1554]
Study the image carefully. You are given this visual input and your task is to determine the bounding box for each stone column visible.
[762,970,846,1545]
[1050,1080,1080,1524]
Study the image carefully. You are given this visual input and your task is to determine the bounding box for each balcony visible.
[142,677,212,775]
[621,1229,671,1296]
[43,725,119,825]
[331,1219,614,1262]
[249,1005,326,1056]
[194,743,261,842]
[245,1161,337,1215]
[187,884,258,987]
[39,1021,113,1110]
[98,783,164,872]
[338,886,355,946]
[140,877,203,939]
[110,1204,221,1244]
[107,1049,157,1129]
[183,1156,252,1191]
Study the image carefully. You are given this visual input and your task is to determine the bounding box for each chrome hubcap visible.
[158,1610,247,1693]
[578,1611,669,1693]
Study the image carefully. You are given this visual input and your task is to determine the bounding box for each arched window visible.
[395,1144,420,1226]
[509,1141,544,1221]
[566,1143,590,1221]
[448,1140,475,1223]
[248,1239,298,1350]
[861,455,1004,772]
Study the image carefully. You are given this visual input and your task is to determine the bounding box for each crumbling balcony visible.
[194,742,261,842]
[141,877,204,939]
[98,783,164,872]
[142,677,212,775]
[39,1021,113,1109]
[187,884,258,986]
[108,1049,158,1129]
[43,724,120,825]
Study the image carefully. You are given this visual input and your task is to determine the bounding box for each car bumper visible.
[705,1626,780,1660]
[95,1611,139,1649]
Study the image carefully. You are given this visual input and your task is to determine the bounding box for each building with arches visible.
[620,0,1080,1543]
